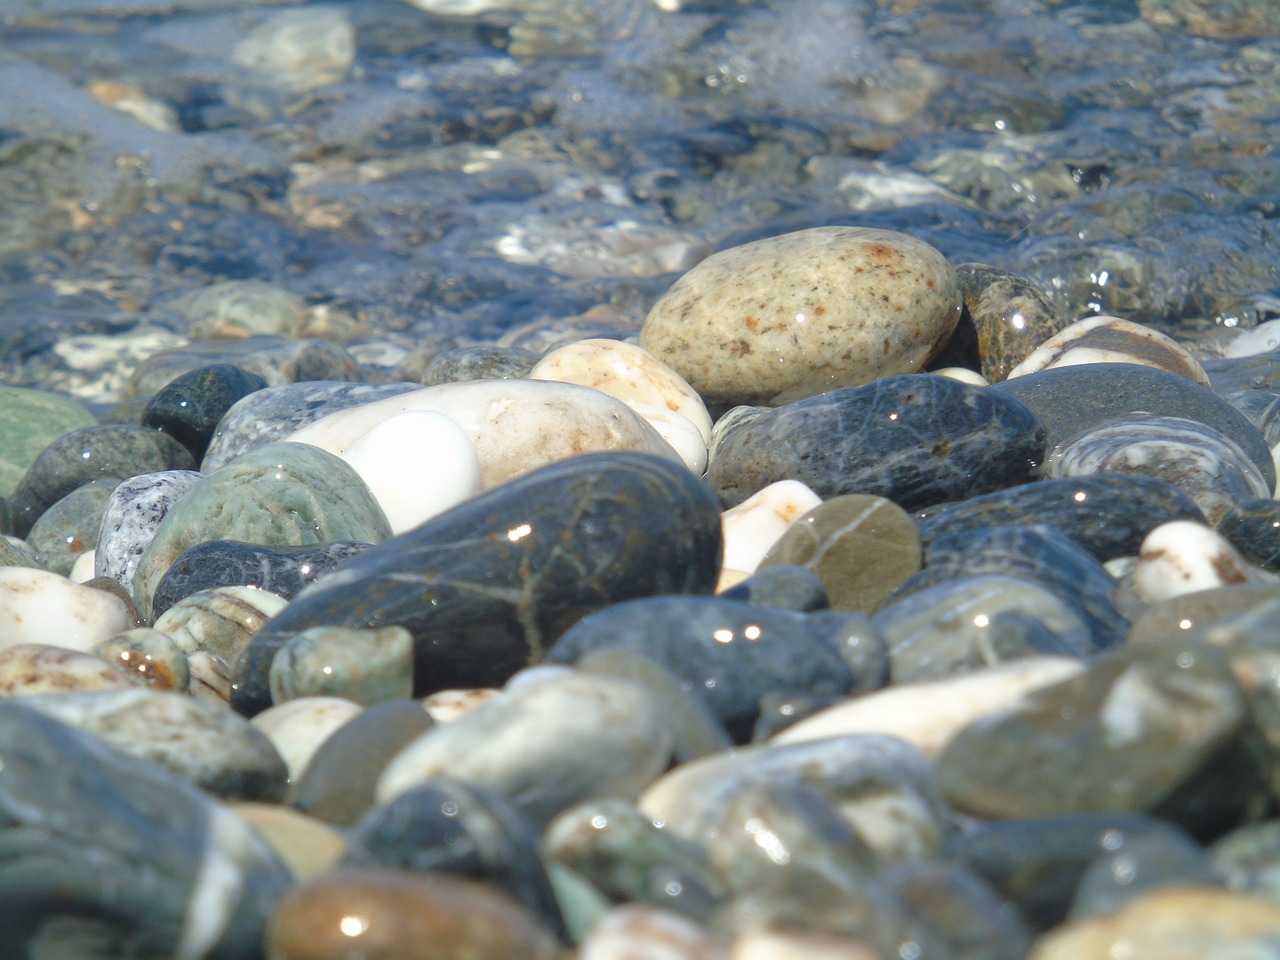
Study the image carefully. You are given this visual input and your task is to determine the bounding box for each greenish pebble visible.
[0,535,41,569]
[759,494,922,613]
[546,862,612,946]
[133,441,392,621]
[0,386,97,499]
[1127,583,1280,644]
[269,625,413,707]
[153,585,289,664]
[28,477,120,576]
[93,628,191,692]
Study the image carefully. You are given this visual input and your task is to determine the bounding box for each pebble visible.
[1065,829,1218,921]
[130,335,361,400]
[94,469,204,596]
[421,344,541,384]
[175,281,308,341]
[1007,314,1211,385]
[233,451,723,716]
[229,7,354,91]
[580,906,728,960]
[154,584,289,664]
[1218,497,1280,572]
[0,567,134,651]
[269,624,414,706]
[709,374,1046,510]
[251,695,364,782]
[140,363,269,462]
[715,564,830,615]
[0,642,141,695]
[638,226,962,407]
[27,475,119,575]
[718,480,823,584]
[952,262,1067,383]
[230,802,347,881]
[93,626,191,690]
[0,385,96,499]
[1126,582,1280,645]
[1134,520,1276,603]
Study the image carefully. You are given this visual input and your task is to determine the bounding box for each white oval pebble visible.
[251,695,363,782]
[70,549,97,583]
[1134,520,1276,604]
[1006,315,1210,385]
[719,479,823,575]
[0,567,133,652]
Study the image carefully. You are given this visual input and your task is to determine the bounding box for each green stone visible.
[759,494,922,613]
[269,625,413,706]
[0,387,97,500]
[28,477,120,576]
[134,442,391,622]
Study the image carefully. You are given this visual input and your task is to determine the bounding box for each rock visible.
[0,568,133,651]
[1211,819,1280,899]
[175,281,308,340]
[714,565,830,615]
[27,476,119,575]
[232,452,722,716]
[140,363,269,462]
[0,643,141,695]
[230,7,355,91]
[1218,498,1280,572]
[154,585,290,664]
[133,442,391,622]
[421,344,540,384]
[952,263,1066,383]
[1138,0,1280,38]
[129,336,362,400]
[93,627,191,691]
[94,469,204,597]
[0,699,291,957]
[230,803,346,881]
[1007,314,1210,385]
[580,906,728,960]
[1134,520,1275,604]
[719,480,824,580]
[0,385,97,499]
[251,696,364,782]
[638,226,962,407]
[269,624,414,706]
[709,374,1046,510]
[1066,830,1218,920]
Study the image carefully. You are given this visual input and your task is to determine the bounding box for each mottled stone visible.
[265,869,561,960]
[1008,315,1211,386]
[345,777,565,936]
[289,698,436,826]
[0,699,291,957]
[1218,498,1280,572]
[547,596,887,742]
[27,476,119,575]
[0,385,97,499]
[954,262,1066,383]
[252,696,364,782]
[638,226,962,407]
[709,374,1046,510]
[129,335,361,400]
[0,568,133,651]
[175,281,307,340]
[935,639,1270,839]
[421,344,540,384]
[22,688,288,802]
[758,495,922,613]
[152,539,373,620]
[233,452,723,716]
[0,643,140,695]
[95,469,204,596]
[154,585,289,664]
[919,473,1206,562]
[134,442,391,622]
[1049,414,1271,525]
[93,627,191,691]
[270,624,413,706]
[991,362,1276,492]
[141,363,269,461]
[8,423,196,538]
[377,671,673,826]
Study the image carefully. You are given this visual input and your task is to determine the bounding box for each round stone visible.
[638,226,962,407]
[1007,315,1210,386]
[0,386,96,500]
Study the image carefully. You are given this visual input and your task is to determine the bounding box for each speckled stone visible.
[949,263,1067,384]
[0,385,97,499]
[546,596,887,742]
[918,473,1206,562]
[758,495,922,613]
[0,643,141,695]
[1217,498,1280,572]
[934,639,1270,839]
[7,423,196,538]
[420,344,540,384]
[0,699,291,957]
[151,538,372,621]
[94,470,204,596]
[1007,315,1211,385]
[141,363,269,461]
[133,441,391,622]
[991,362,1277,492]
[269,624,414,706]
[154,585,289,664]
[93,627,191,691]
[233,451,723,716]
[344,777,565,937]
[638,226,962,407]
[709,374,1047,510]
[27,476,119,575]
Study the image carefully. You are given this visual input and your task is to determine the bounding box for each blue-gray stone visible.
[151,538,373,620]
[1223,389,1280,447]
[232,451,724,716]
[1218,498,1280,572]
[919,473,1206,562]
[716,564,830,612]
[28,476,120,575]
[546,595,887,742]
[708,373,1047,510]
[141,363,269,462]
[1067,831,1219,921]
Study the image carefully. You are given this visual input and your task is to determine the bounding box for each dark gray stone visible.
[141,363,269,461]
[1218,498,1280,572]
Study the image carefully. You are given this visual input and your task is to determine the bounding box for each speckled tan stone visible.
[639,226,962,407]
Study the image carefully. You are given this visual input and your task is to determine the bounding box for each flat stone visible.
[1007,314,1210,386]
[230,803,347,882]
[638,226,962,407]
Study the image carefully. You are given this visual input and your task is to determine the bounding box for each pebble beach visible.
[3,0,1280,957]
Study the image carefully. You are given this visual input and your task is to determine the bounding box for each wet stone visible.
[94,469,204,597]
[1126,582,1280,645]
[269,624,414,706]
[1217,498,1280,572]
[252,696,364,783]
[1211,819,1280,899]
[919,473,1206,563]
[151,538,372,621]
[155,584,289,666]
[1132,520,1273,605]
[1066,830,1219,921]
[0,568,134,652]
[546,595,887,742]
[709,374,1047,511]
[93,627,191,691]
[420,344,541,384]
[1008,315,1210,386]
[344,776,565,938]
[0,699,291,957]
[953,262,1066,384]
[0,385,97,499]
[0,643,141,695]
[233,451,723,716]
[27,475,119,576]
[1223,389,1280,447]
[934,639,1271,840]
[714,564,830,614]
[140,363,269,462]
[231,803,347,883]
[7,422,196,538]
[757,495,922,613]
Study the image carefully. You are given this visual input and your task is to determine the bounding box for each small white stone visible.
[251,696,363,782]
[732,931,878,960]
[720,480,823,575]
[0,567,133,652]
[69,549,97,583]
[338,411,482,534]
[770,657,1086,757]
[579,906,726,960]
[931,366,988,386]
[420,687,501,724]
[1134,520,1276,604]
[1224,318,1280,358]
[1006,315,1210,385]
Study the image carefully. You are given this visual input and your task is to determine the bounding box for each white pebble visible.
[1006,315,1209,385]
[251,696,363,782]
[720,480,823,575]
[1224,318,1280,358]
[0,567,133,652]
[1134,520,1276,604]
[70,549,97,583]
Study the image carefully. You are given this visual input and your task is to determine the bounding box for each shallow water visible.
[1,0,1278,400]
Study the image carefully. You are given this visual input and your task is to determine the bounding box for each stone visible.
[1134,520,1275,604]
[954,262,1066,383]
[21,687,289,802]
[1216,498,1280,572]
[140,363,269,462]
[714,565,830,614]
[1007,314,1211,385]
[1212,819,1280,899]
[0,699,291,957]
[7,423,196,538]
[934,639,1271,839]
[990,362,1276,492]
[269,624,414,706]
[94,469,204,597]
[0,385,97,499]
[638,226,962,407]
[251,696,364,782]
[0,568,133,652]
[265,869,561,960]
[918,473,1206,563]
[709,374,1047,510]
[376,671,674,827]
[1066,830,1218,920]
[1138,0,1280,38]
[175,281,308,340]
[421,344,540,384]
[0,643,141,695]
[232,452,723,716]
[93,627,191,691]
[1127,583,1280,645]
[230,803,347,881]
[154,585,289,664]
[133,442,392,622]
[151,539,372,620]
[758,495,922,613]
[27,476,119,576]
[230,7,355,90]
[580,906,728,960]
[718,480,824,580]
